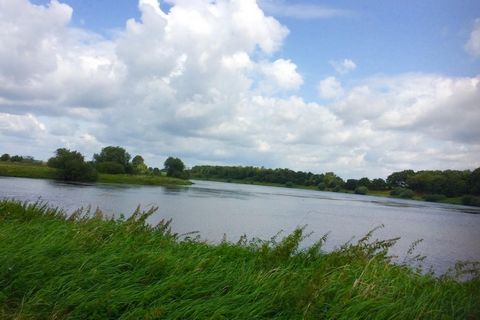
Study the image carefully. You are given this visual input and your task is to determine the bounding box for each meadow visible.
[0,199,478,319]
[0,162,191,186]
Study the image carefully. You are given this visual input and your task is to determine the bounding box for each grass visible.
[0,161,56,180]
[0,199,478,319]
[98,173,191,186]
[0,162,191,186]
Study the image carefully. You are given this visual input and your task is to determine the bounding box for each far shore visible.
[0,162,191,187]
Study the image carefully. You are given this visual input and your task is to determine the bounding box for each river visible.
[1,176,479,274]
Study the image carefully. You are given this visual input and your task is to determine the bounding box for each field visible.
[0,199,478,319]
[0,162,191,186]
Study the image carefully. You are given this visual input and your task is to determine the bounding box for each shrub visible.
[423,194,446,202]
[399,189,415,199]
[317,182,326,190]
[96,161,126,174]
[355,186,369,195]
[285,181,293,188]
[461,195,480,207]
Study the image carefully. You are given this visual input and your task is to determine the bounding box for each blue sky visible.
[1,0,480,178]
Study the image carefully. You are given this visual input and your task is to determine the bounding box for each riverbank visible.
[0,162,191,186]
[0,199,478,319]
[193,177,470,207]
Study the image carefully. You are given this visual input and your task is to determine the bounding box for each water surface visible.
[1,176,479,274]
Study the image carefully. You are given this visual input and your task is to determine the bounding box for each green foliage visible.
[371,178,387,190]
[317,182,326,190]
[164,156,188,179]
[284,181,293,187]
[95,161,126,174]
[0,162,56,180]
[98,173,191,186]
[189,165,345,189]
[132,155,148,175]
[344,179,358,191]
[0,153,10,161]
[390,187,415,199]
[423,194,446,202]
[94,146,131,174]
[468,168,480,195]
[0,200,478,319]
[461,195,480,207]
[355,186,369,195]
[387,170,415,188]
[47,148,97,182]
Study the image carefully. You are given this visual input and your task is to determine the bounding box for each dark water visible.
[1,176,480,274]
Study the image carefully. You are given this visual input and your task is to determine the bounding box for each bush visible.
[461,195,480,207]
[423,194,446,202]
[317,182,326,191]
[96,161,126,174]
[332,185,342,192]
[284,181,293,188]
[355,186,369,195]
[390,187,415,199]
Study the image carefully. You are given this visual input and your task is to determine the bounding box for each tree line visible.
[188,165,480,206]
[1,147,188,182]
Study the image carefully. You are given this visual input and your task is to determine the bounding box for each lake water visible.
[1,176,480,274]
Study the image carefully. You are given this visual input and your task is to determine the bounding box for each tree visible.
[387,170,415,188]
[48,148,97,182]
[132,155,148,175]
[0,153,10,161]
[371,178,387,190]
[164,157,187,179]
[344,179,358,191]
[93,146,131,174]
[468,168,480,195]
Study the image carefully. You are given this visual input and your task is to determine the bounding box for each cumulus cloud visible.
[260,59,303,91]
[465,18,480,58]
[330,59,356,74]
[318,77,343,99]
[0,0,479,178]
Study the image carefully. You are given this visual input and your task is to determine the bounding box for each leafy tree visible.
[96,161,125,174]
[371,178,387,190]
[358,177,371,188]
[48,148,97,182]
[10,155,23,162]
[0,153,10,161]
[467,168,480,195]
[387,170,415,188]
[344,179,358,191]
[132,155,148,175]
[94,146,131,174]
[164,157,187,179]
[355,186,369,195]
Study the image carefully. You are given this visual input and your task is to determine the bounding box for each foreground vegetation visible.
[0,199,478,319]
[0,162,190,186]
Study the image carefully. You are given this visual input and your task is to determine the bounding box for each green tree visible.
[387,170,415,188]
[468,168,480,195]
[132,155,148,175]
[164,157,187,179]
[48,148,97,182]
[0,153,10,161]
[94,146,131,174]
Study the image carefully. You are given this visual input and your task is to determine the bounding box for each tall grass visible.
[0,199,478,319]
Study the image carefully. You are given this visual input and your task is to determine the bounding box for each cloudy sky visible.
[1,0,479,178]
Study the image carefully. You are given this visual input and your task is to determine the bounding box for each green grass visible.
[0,161,56,179]
[0,200,478,319]
[0,162,191,186]
[98,173,191,186]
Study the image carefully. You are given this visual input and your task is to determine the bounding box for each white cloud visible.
[318,77,343,99]
[261,59,303,91]
[0,0,479,178]
[465,18,480,58]
[330,59,356,74]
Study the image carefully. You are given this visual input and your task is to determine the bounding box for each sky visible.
[1,0,479,179]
